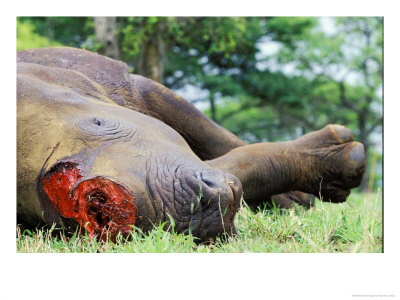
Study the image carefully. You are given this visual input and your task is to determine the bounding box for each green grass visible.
[16,191,382,253]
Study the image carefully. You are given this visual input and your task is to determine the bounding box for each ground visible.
[16,191,382,253]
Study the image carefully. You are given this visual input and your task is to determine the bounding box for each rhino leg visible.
[206,124,365,208]
[246,191,315,211]
[270,191,315,210]
[128,74,246,160]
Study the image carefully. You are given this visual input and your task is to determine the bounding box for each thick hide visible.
[17,47,365,242]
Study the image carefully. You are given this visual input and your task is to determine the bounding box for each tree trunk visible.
[94,17,120,60]
[137,23,165,83]
[209,93,217,122]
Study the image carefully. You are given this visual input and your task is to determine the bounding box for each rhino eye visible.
[76,117,136,142]
[93,117,103,126]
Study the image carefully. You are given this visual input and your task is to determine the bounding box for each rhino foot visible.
[294,124,366,203]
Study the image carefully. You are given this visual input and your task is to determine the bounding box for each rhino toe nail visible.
[330,124,354,143]
[345,142,366,186]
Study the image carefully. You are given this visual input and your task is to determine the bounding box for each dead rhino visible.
[17,47,365,242]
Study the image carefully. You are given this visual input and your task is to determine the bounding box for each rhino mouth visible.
[40,161,136,241]
[145,164,242,243]
[195,173,242,242]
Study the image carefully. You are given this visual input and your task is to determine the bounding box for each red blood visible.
[42,163,82,218]
[42,163,136,241]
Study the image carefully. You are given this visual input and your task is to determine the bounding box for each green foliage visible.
[17,19,62,50]
[277,17,382,137]
[265,17,318,48]
[17,17,95,50]
[16,192,382,253]
[204,97,288,142]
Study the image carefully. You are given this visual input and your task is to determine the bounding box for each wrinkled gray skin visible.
[17,47,365,242]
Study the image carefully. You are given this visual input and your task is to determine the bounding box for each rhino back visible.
[17,47,134,107]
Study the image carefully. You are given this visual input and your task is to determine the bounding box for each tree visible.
[94,17,120,59]
[119,17,268,121]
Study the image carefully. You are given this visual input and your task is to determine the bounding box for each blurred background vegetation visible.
[17,16,383,192]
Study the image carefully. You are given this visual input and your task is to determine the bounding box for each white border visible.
[4,1,399,299]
